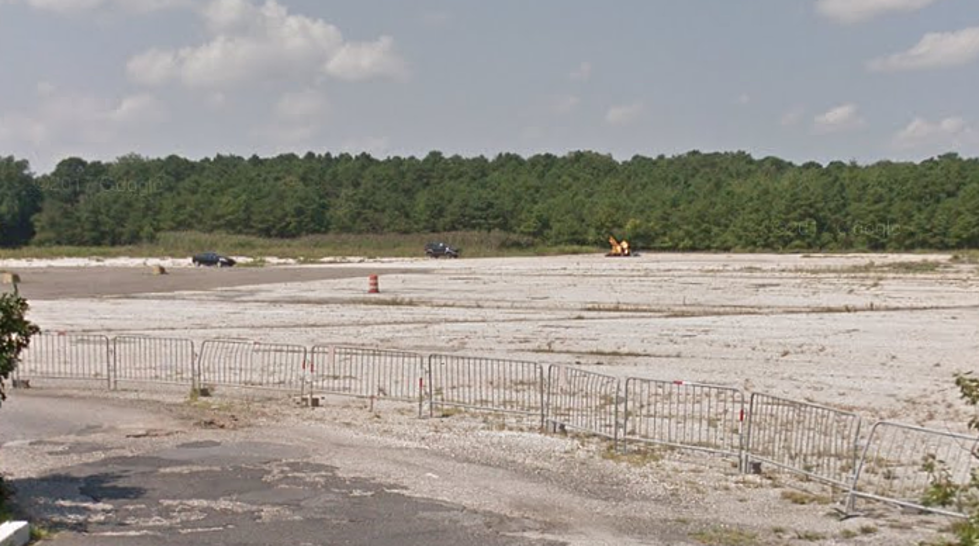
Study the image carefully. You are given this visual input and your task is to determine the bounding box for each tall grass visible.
[0,231,598,260]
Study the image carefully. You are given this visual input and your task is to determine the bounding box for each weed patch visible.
[689,526,760,546]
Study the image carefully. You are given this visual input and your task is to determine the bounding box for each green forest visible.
[1,150,978,252]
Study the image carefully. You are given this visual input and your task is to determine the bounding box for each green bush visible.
[927,373,979,545]
[0,293,39,408]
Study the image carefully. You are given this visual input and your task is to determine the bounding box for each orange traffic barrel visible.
[368,274,380,294]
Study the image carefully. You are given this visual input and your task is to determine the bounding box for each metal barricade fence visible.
[309,345,425,405]
[16,332,111,387]
[744,393,862,487]
[847,422,979,518]
[25,329,979,524]
[112,335,196,389]
[546,366,620,444]
[198,340,307,394]
[428,354,545,423]
[623,379,744,460]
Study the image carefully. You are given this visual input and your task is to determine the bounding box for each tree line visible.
[1,150,978,251]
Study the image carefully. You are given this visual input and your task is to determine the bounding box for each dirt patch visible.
[7,266,423,300]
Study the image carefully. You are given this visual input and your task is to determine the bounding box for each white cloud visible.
[202,0,257,32]
[570,61,592,82]
[894,116,974,149]
[256,88,328,143]
[813,103,866,133]
[127,49,180,86]
[0,90,167,151]
[127,0,405,88]
[273,88,327,122]
[605,102,644,126]
[869,27,979,71]
[109,93,166,123]
[325,36,407,81]
[816,0,941,24]
[551,95,580,115]
[8,0,190,14]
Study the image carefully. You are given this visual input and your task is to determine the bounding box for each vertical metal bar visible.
[110,337,119,391]
[850,417,862,484]
[188,340,197,391]
[742,393,756,474]
[427,355,435,418]
[417,354,424,418]
[538,363,546,429]
[612,379,620,451]
[621,378,631,454]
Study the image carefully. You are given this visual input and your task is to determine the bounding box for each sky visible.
[0,0,977,173]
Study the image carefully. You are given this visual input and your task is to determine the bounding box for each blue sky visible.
[0,0,977,173]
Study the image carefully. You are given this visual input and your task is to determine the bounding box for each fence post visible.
[301,348,310,402]
[300,346,308,398]
[543,364,553,432]
[109,337,118,391]
[193,347,201,393]
[105,336,115,391]
[740,394,754,474]
[427,354,435,418]
[621,378,632,454]
[613,381,620,452]
[538,363,547,430]
[418,355,426,419]
[188,341,197,392]
[850,421,863,486]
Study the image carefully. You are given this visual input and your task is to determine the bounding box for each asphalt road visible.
[1,392,564,546]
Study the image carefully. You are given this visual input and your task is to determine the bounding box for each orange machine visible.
[607,236,632,257]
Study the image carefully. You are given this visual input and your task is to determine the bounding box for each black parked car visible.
[192,252,236,267]
[424,242,460,259]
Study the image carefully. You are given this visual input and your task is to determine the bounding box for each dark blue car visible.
[424,242,460,259]
[192,252,236,267]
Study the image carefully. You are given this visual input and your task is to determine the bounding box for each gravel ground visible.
[12,252,979,426]
[3,252,978,544]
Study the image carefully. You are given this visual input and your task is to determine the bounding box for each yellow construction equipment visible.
[607,236,632,257]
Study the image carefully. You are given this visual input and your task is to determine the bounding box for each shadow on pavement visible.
[7,472,147,533]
